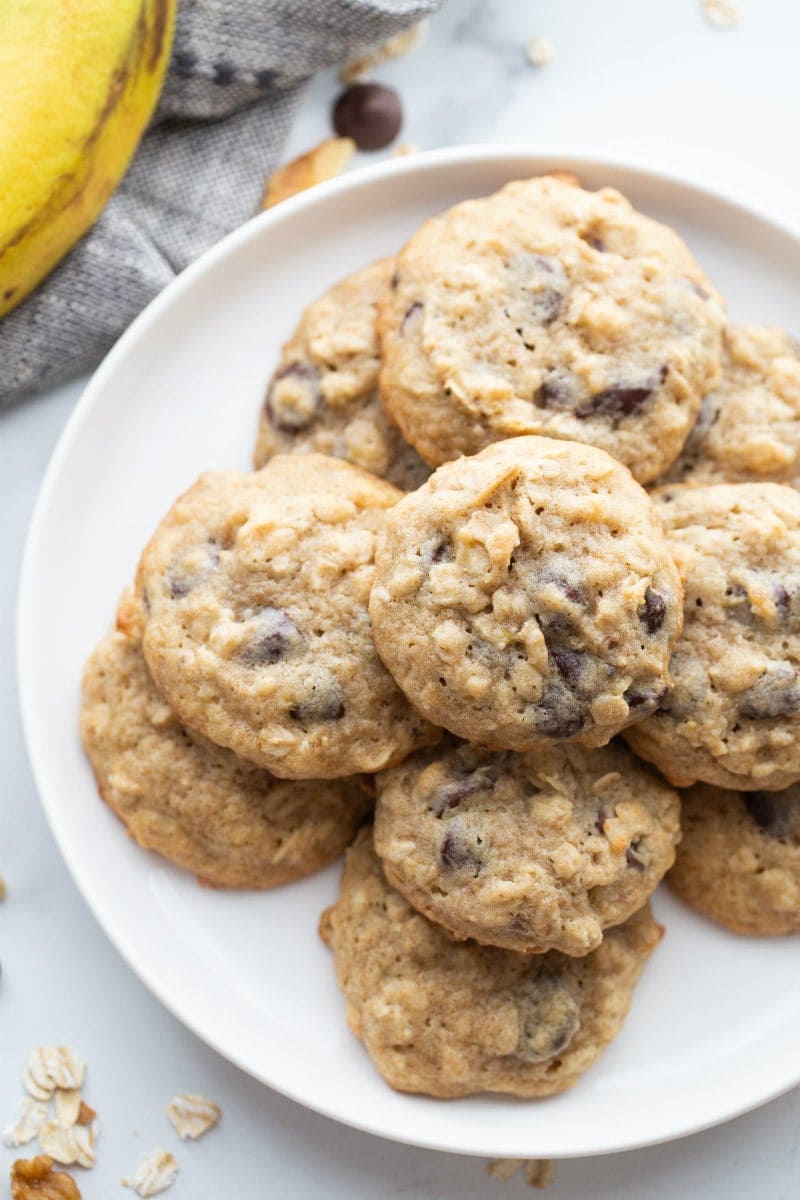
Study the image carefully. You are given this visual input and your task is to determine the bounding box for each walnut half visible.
[10,1155,82,1200]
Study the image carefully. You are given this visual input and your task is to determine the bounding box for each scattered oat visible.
[166,1093,220,1140]
[124,1150,179,1197]
[525,1159,556,1189]
[3,1098,49,1148]
[53,1090,82,1129]
[24,1048,85,1103]
[10,1155,82,1200]
[262,138,356,209]
[702,0,740,28]
[488,1158,526,1181]
[525,35,555,67]
[339,21,427,83]
[38,1120,97,1169]
[391,141,419,158]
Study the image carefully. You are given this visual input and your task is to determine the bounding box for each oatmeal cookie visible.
[369,436,682,749]
[625,482,800,790]
[137,454,438,779]
[374,739,680,954]
[82,628,371,887]
[254,258,429,491]
[320,827,663,1098]
[668,783,800,935]
[378,175,725,483]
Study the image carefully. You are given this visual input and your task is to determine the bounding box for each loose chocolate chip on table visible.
[638,587,667,634]
[264,361,321,433]
[743,791,797,839]
[240,607,297,666]
[332,83,403,151]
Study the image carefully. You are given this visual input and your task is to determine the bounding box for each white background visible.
[3,1,800,1195]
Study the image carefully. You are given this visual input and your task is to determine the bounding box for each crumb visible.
[339,22,427,83]
[702,0,740,28]
[525,1159,556,1189]
[391,141,419,158]
[166,1094,220,1140]
[525,36,555,67]
[123,1150,179,1197]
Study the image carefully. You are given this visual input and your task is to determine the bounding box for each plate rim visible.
[17,143,800,1159]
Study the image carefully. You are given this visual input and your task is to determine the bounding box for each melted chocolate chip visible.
[529,679,586,739]
[514,976,581,1065]
[576,366,668,423]
[332,83,402,151]
[290,685,346,723]
[537,371,579,410]
[240,608,297,666]
[550,646,585,686]
[624,683,668,715]
[429,765,496,817]
[506,253,568,335]
[626,843,646,870]
[431,538,453,564]
[738,664,800,719]
[639,587,667,635]
[264,362,321,433]
[439,818,483,872]
[743,792,796,839]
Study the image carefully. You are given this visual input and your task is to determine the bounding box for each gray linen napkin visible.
[0,0,440,406]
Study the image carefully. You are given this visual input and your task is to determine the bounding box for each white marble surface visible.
[3,2,800,1196]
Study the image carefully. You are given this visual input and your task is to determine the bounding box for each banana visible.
[0,0,177,318]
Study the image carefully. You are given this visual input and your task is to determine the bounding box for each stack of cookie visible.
[82,173,800,1101]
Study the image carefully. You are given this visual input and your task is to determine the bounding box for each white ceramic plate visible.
[18,147,800,1159]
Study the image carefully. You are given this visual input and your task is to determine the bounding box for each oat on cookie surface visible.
[374,739,680,956]
[660,324,800,488]
[668,783,800,935]
[254,259,429,491]
[137,454,439,779]
[625,482,800,790]
[321,828,662,1098]
[378,175,725,483]
[369,436,682,750]
[81,626,372,887]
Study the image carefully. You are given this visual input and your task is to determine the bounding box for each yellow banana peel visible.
[0,0,177,318]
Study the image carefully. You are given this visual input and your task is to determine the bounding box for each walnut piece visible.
[124,1150,179,1197]
[3,1099,49,1148]
[166,1093,220,1140]
[261,139,355,210]
[24,1049,85,1102]
[10,1155,81,1200]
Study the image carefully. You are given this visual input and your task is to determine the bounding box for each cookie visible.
[374,739,680,955]
[320,827,663,1098]
[661,324,800,488]
[625,482,800,790]
[137,454,439,779]
[254,258,429,491]
[81,627,372,888]
[369,436,683,750]
[378,175,725,483]
[668,783,800,935]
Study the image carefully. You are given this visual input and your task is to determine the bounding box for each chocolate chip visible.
[430,538,453,564]
[580,229,607,251]
[390,270,400,290]
[439,818,483,872]
[626,843,646,870]
[639,587,667,635]
[576,366,668,423]
[624,683,668,715]
[691,281,711,301]
[505,254,568,339]
[738,663,800,719]
[743,792,797,839]
[240,608,297,666]
[429,767,495,817]
[290,684,346,723]
[264,362,321,433]
[514,976,581,1064]
[550,646,585,686]
[169,577,192,599]
[401,300,423,331]
[529,679,586,739]
[537,370,581,410]
[595,804,609,833]
[332,83,402,151]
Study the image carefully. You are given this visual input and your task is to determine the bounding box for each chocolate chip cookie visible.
[320,827,663,1098]
[378,175,725,483]
[625,482,800,790]
[369,436,682,750]
[254,258,429,491]
[374,739,680,955]
[661,324,800,488]
[668,783,800,935]
[137,455,438,779]
[82,626,372,888]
